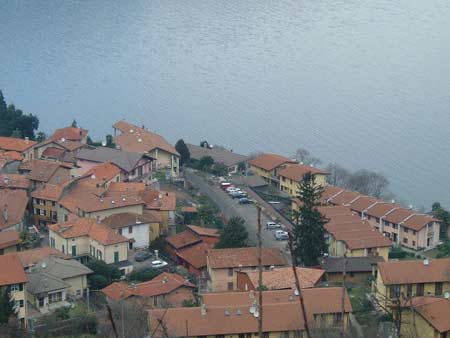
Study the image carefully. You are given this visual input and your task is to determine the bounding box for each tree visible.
[347,169,389,198]
[198,155,214,171]
[292,172,328,266]
[175,139,190,166]
[36,131,46,143]
[432,202,449,240]
[0,90,39,139]
[211,163,228,177]
[0,287,15,325]
[128,268,162,282]
[293,148,322,166]
[215,216,249,248]
[325,163,352,187]
[105,134,115,148]
[86,260,121,288]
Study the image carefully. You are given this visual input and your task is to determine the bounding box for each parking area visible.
[184,170,291,263]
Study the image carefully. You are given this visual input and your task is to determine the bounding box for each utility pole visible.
[288,232,312,338]
[340,255,348,338]
[257,205,263,338]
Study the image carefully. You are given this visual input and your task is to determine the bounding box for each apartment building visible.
[249,153,296,186]
[278,164,328,197]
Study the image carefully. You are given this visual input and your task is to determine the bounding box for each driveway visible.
[185,170,291,263]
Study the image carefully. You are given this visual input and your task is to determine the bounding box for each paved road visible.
[185,170,291,263]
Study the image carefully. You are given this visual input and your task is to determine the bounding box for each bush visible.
[182,299,197,307]
[88,274,109,290]
[128,268,162,282]
[86,259,121,286]
[55,306,70,320]
[388,246,415,259]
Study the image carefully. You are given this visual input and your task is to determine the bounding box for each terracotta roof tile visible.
[321,186,345,202]
[142,190,176,211]
[31,183,65,201]
[208,247,287,269]
[0,189,28,230]
[41,147,66,159]
[102,212,160,229]
[9,246,69,268]
[0,230,21,249]
[108,182,146,192]
[166,230,202,250]
[411,297,450,333]
[242,267,325,290]
[102,272,194,301]
[249,153,295,171]
[365,202,400,218]
[0,136,36,152]
[348,196,379,213]
[329,190,361,205]
[0,174,30,190]
[186,225,219,237]
[0,254,27,285]
[277,164,328,182]
[50,126,88,142]
[176,242,214,269]
[19,159,70,183]
[378,258,450,285]
[113,120,178,155]
[0,151,22,161]
[82,162,122,182]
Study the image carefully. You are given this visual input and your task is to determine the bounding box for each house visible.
[149,288,353,338]
[0,136,36,160]
[48,217,132,275]
[11,246,69,271]
[165,225,219,275]
[319,205,392,260]
[320,256,384,284]
[102,210,162,249]
[322,186,441,251]
[80,162,122,186]
[401,297,450,338]
[0,174,30,191]
[113,120,179,176]
[31,183,65,228]
[236,266,325,291]
[49,126,89,144]
[142,190,176,231]
[0,230,21,254]
[0,189,28,231]
[26,256,92,314]
[249,153,296,186]
[277,164,328,197]
[375,258,450,310]
[75,146,153,182]
[102,272,195,308]
[29,138,88,162]
[0,254,28,326]
[186,143,247,174]
[0,152,22,174]
[207,247,288,291]
[19,159,72,189]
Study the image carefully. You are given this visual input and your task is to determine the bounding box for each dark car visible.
[238,197,251,204]
[135,251,152,262]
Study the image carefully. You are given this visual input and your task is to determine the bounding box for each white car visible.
[266,221,282,230]
[151,260,168,268]
[275,230,289,241]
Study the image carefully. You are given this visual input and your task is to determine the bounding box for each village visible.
[0,118,449,338]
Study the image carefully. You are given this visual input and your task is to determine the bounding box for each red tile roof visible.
[10,246,69,268]
[166,230,202,250]
[0,189,28,230]
[113,121,178,155]
[50,126,88,142]
[277,164,328,182]
[410,297,450,333]
[102,272,194,301]
[207,247,287,269]
[102,212,161,229]
[378,258,450,285]
[0,174,30,190]
[186,225,219,238]
[20,159,70,183]
[142,190,176,211]
[41,146,66,159]
[31,183,65,201]
[0,230,21,249]
[0,254,27,286]
[348,196,379,213]
[249,153,295,171]
[82,162,122,183]
[48,217,129,246]
[176,242,214,269]
[0,136,36,152]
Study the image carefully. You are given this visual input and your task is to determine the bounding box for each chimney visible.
[201,303,207,316]
[25,137,29,143]
[423,258,429,266]
[3,205,8,222]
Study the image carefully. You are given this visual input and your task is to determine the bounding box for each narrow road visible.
[185,170,291,263]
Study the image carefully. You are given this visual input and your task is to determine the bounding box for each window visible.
[40,209,46,216]
[128,225,133,234]
[71,245,77,256]
[412,241,416,247]
[118,228,122,235]
[10,284,19,292]
[64,214,69,222]
[62,245,65,254]
[417,283,424,296]
[406,284,412,297]
[333,313,342,326]
[49,292,62,303]
[228,268,233,277]
[97,250,102,260]
[38,298,44,307]
[404,228,409,233]
[76,290,81,296]
[413,230,416,235]
[153,296,158,307]
[227,282,233,290]
[52,201,56,207]
[403,238,408,244]
[18,300,24,308]
[114,251,119,263]
[50,237,55,248]
[389,285,400,299]
[435,282,443,296]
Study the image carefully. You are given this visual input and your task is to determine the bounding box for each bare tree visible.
[326,163,352,187]
[346,169,389,198]
[293,148,322,167]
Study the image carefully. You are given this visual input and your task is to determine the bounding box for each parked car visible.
[266,221,282,230]
[274,230,289,241]
[135,251,152,262]
[238,197,251,204]
[151,259,169,268]
[221,182,232,190]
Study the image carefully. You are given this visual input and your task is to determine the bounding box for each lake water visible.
[1,0,449,209]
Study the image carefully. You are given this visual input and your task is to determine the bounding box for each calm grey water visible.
[1,0,450,209]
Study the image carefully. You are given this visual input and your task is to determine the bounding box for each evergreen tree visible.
[292,172,328,266]
[432,202,450,240]
[215,216,249,248]
[0,288,15,325]
[71,119,78,127]
[175,139,190,166]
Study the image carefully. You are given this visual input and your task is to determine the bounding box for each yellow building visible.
[206,247,288,292]
[0,230,21,255]
[277,164,328,197]
[0,254,28,326]
[48,217,132,274]
[249,153,296,186]
[375,258,450,311]
[401,297,450,338]
[148,288,353,338]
